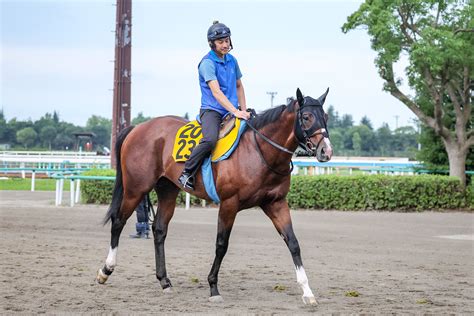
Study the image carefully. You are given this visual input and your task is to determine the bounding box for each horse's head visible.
[294,88,333,162]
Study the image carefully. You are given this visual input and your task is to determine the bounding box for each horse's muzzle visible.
[316,139,333,162]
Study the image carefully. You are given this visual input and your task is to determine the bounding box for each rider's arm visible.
[208,80,249,120]
[236,79,247,112]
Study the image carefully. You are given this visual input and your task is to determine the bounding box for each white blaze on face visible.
[295,265,315,298]
[105,246,118,269]
[319,129,333,157]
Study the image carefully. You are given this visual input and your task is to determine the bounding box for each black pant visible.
[183,109,222,174]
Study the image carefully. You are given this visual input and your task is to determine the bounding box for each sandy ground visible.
[1,190,473,314]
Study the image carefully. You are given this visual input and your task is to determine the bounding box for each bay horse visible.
[96,88,333,305]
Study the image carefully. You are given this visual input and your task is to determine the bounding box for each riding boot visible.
[178,169,195,190]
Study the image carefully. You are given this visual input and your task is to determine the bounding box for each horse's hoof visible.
[96,269,108,284]
[302,295,318,306]
[163,287,173,294]
[208,295,224,303]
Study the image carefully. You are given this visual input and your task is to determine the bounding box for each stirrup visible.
[178,173,195,190]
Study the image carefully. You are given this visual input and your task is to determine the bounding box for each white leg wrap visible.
[105,246,118,270]
[295,266,315,298]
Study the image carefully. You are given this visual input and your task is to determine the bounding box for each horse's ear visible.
[318,88,330,106]
[296,88,304,106]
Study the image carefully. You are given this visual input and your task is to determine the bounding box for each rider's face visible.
[213,37,230,57]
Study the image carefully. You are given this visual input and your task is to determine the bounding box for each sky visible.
[1,0,416,130]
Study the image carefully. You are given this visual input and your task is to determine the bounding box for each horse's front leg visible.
[261,199,317,306]
[207,199,238,302]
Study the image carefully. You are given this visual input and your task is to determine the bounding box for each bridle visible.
[246,100,329,176]
[294,100,329,155]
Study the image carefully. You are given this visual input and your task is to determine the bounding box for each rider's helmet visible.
[207,21,233,50]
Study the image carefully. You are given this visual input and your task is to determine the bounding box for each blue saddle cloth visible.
[201,120,247,204]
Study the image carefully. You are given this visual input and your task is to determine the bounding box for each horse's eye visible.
[303,115,310,121]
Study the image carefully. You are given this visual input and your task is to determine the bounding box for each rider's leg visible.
[179,109,222,188]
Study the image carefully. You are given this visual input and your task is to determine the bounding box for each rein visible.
[247,120,294,176]
[246,113,294,176]
[245,99,329,176]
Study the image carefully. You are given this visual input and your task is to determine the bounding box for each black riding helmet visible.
[207,21,233,50]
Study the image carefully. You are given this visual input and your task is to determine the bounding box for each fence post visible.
[31,170,36,192]
[21,162,25,178]
[59,179,64,205]
[70,179,75,207]
[185,193,190,210]
[55,180,60,206]
[75,179,81,203]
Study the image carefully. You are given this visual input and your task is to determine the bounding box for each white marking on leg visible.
[105,246,118,270]
[295,265,314,298]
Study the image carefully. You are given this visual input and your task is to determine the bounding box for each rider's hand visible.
[233,109,251,120]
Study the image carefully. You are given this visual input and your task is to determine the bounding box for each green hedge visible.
[287,175,469,211]
[81,169,204,206]
[467,180,474,209]
[81,169,471,211]
[81,169,116,204]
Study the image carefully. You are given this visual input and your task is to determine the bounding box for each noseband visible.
[246,101,329,176]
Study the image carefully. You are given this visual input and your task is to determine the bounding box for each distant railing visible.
[0,151,110,169]
[1,150,99,157]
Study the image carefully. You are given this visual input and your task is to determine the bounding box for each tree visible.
[326,105,341,129]
[346,125,377,153]
[53,111,59,124]
[343,1,473,186]
[39,126,57,150]
[340,114,354,129]
[360,115,373,130]
[16,127,37,149]
[376,123,393,156]
[352,132,362,155]
[0,110,7,141]
[132,112,151,125]
[86,115,111,149]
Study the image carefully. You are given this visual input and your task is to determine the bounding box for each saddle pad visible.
[173,118,242,163]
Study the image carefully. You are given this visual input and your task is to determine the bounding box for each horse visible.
[96,88,333,305]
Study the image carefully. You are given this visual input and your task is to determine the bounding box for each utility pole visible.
[266,91,277,107]
[111,0,132,168]
[394,115,399,129]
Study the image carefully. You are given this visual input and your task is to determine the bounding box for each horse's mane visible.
[250,99,296,130]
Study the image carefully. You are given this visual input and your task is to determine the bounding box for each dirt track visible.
[1,190,473,314]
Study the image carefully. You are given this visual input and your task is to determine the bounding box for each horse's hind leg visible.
[97,191,143,284]
[152,177,180,292]
[261,199,317,306]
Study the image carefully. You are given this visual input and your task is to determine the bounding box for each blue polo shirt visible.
[198,50,242,116]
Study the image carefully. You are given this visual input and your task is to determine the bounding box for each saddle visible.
[172,116,242,163]
[218,114,236,139]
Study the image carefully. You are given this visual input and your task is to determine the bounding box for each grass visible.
[0,178,70,191]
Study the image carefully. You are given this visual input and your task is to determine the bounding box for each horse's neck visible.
[259,112,298,160]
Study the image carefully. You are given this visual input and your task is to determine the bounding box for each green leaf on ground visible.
[345,290,360,297]
[273,284,286,292]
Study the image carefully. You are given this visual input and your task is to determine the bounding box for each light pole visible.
[266,91,277,107]
[111,0,132,168]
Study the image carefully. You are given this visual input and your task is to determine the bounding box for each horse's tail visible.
[103,125,135,225]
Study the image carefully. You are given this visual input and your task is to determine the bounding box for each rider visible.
[178,21,251,190]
